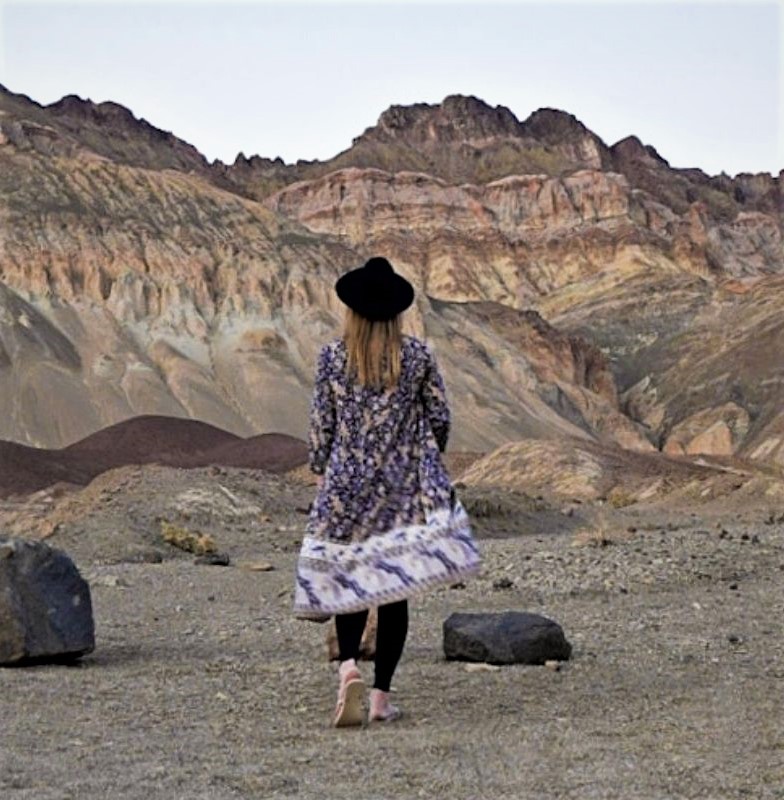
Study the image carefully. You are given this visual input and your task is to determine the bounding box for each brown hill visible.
[0,441,93,499]
[179,432,308,471]
[61,414,241,465]
[0,415,307,498]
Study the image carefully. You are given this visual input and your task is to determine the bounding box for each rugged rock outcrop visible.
[457,435,784,506]
[1,84,782,465]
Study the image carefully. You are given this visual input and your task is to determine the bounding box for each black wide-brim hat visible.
[335,256,415,321]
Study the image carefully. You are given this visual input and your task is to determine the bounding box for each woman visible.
[293,255,481,727]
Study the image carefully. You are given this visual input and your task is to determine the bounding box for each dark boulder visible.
[0,537,95,665]
[443,611,571,665]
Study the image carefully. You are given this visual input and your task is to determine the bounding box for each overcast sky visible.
[1,0,780,177]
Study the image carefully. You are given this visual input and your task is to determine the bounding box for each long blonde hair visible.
[343,307,403,390]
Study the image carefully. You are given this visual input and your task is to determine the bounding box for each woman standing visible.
[293,256,481,727]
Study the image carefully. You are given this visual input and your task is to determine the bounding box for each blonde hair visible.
[343,307,403,390]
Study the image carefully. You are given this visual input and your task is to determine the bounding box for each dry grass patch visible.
[570,512,636,548]
[160,520,217,555]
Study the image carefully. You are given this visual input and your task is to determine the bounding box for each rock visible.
[492,577,514,590]
[194,552,230,566]
[125,548,164,564]
[0,537,95,665]
[464,662,501,672]
[443,611,572,665]
[237,560,275,572]
[92,574,126,588]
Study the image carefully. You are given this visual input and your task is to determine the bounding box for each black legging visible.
[335,599,408,692]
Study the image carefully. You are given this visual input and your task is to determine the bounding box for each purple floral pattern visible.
[293,334,481,615]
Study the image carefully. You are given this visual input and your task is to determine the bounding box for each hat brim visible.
[335,268,414,321]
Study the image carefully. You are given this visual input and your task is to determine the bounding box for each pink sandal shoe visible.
[368,704,403,722]
[368,689,403,723]
[333,662,366,728]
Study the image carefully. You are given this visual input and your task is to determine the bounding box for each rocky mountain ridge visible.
[0,82,781,469]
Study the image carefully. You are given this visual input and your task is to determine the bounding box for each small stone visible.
[492,577,514,590]
[449,581,466,590]
[94,575,125,588]
[238,560,275,572]
[194,553,230,566]
[464,662,501,672]
[544,660,561,671]
[727,634,742,645]
[729,582,738,590]
[126,549,164,564]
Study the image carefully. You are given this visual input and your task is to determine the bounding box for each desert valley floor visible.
[2,456,783,800]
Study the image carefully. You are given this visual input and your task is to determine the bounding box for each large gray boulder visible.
[0,537,95,665]
[443,611,572,665]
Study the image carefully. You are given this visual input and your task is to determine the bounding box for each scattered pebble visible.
[194,553,231,566]
[464,662,501,672]
[238,560,275,572]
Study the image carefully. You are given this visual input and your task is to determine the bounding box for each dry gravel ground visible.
[1,465,783,799]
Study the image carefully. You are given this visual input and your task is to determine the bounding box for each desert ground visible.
[2,459,783,800]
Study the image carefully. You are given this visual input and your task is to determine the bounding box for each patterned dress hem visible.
[293,499,481,616]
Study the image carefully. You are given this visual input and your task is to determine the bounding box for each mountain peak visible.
[611,134,670,167]
[355,93,525,146]
[521,107,595,145]
[48,94,146,129]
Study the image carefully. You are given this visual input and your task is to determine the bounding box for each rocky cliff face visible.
[0,84,781,466]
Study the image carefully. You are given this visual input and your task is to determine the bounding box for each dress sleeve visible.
[307,344,336,475]
[421,343,451,454]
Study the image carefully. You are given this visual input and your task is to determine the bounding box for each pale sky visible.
[0,0,781,177]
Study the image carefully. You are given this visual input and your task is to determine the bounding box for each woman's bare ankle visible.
[370,687,390,706]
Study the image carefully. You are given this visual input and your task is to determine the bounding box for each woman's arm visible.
[308,344,336,475]
[421,343,451,453]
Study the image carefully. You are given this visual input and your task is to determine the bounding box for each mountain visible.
[0,415,307,498]
[0,83,782,470]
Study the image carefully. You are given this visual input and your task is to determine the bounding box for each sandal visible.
[368,704,403,723]
[333,662,366,728]
[367,689,403,723]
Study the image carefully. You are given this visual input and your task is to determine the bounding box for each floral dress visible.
[293,333,481,617]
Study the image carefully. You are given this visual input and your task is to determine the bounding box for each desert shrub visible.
[607,486,636,509]
[571,512,634,548]
[160,520,217,555]
[458,486,547,518]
